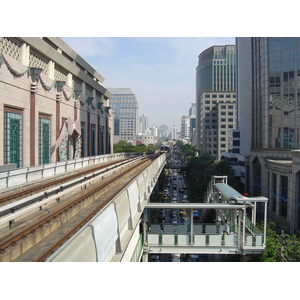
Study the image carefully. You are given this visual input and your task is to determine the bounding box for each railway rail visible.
[0,157,131,206]
[0,154,157,262]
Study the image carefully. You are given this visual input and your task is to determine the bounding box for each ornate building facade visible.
[0,37,113,169]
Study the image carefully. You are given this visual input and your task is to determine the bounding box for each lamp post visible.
[56,81,66,92]
[29,68,43,93]
[29,67,43,82]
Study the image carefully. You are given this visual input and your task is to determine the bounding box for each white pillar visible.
[20,43,29,66]
[47,60,55,80]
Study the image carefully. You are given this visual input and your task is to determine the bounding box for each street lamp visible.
[29,67,43,82]
[56,81,66,92]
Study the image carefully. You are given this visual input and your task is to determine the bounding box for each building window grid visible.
[5,111,23,168]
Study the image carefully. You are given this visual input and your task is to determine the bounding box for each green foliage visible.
[113,140,156,153]
[176,141,197,159]
[258,222,300,262]
[185,153,237,201]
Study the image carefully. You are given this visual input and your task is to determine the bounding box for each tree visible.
[213,160,238,190]
[113,140,157,154]
[185,153,215,201]
[258,222,300,262]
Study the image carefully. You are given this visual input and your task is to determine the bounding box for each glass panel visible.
[39,118,51,164]
[280,176,288,218]
[272,173,277,212]
[283,37,294,50]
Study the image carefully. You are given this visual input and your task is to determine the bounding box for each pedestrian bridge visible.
[144,176,268,257]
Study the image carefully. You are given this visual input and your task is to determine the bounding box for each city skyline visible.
[61,37,235,129]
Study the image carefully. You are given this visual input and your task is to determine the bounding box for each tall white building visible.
[181,115,191,139]
[198,92,236,160]
[108,88,139,144]
[171,124,177,140]
[139,113,148,134]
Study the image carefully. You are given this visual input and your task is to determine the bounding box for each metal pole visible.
[237,209,241,249]
[253,202,257,225]
[243,206,246,249]
[190,209,194,245]
[263,202,267,247]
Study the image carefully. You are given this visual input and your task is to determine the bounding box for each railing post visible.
[190,209,194,245]
[243,206,246,249]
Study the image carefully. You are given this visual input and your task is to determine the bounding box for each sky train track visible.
[0,154,157,262]
[0,157,131,206]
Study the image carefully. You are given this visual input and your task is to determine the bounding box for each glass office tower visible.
[237,37,300,233]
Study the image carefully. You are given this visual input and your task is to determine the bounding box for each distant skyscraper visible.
[181,115,191,139]
[171,124,177,140]
[237,37,300,233]
[189,103,196,116]
[139,113,148,134]
[108,88,138,142]
[195,45,236,155]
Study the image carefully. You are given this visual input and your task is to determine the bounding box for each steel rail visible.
[0,157,131,205]
[0,156,153,259]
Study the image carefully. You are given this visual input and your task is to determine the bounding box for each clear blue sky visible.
[62,37,235,129]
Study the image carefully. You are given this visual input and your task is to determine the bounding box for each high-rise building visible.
[237,37,300,233]
[189,103,196,116]
[195,45,236,156]
[139,113,148,134]
[198,92,236,160]
[181,115,191,139]
[108,88,139,144]
[171,124,177,140]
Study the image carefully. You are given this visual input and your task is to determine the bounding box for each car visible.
[179,176,183,180]
[193,210,200,219]
[162,194,168,200]
[172,219,178,225]
[180,209,186,215]
[163,189,169,195]
[172,191,177,197]
[171,257,180,262]
[151,255,160,262]
[165,182,170,187]
[189,255,200,262]
[179,188,184,193]
[182,195,188,200]
[158,211,166,220]
[181,213,189,220]
[183,219,189,225]
[183,184,188,189]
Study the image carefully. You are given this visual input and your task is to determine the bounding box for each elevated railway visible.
[0,154,158,261]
